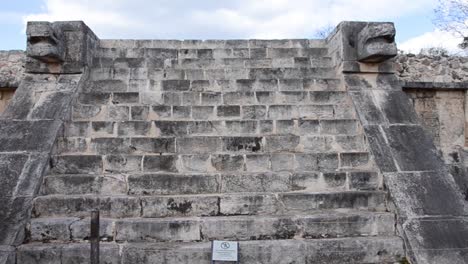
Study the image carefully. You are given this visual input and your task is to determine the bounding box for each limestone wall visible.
[396,53,468,82]
[0,89,15,113]
[0,51,25,114]
[0,50,25,87]
[398,53,468,159]
[405,89,466,161]
[400,54,468,201]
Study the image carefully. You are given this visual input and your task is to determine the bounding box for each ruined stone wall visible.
[396,53,468,82]
[397,53,468,157]
[399,54,468,207]
[0,51,25,87]
[0,89,15,113]
[0,51,25,113]
[405,89,466,161]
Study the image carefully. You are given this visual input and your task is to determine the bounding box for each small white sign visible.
[212,240,238,261]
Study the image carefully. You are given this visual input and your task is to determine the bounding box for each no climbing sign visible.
[211,240,239,263]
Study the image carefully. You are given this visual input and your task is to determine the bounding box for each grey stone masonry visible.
[25,21,98,74]
[0,21,98,264]
[396,53,468,83]
[330,21,468,263]
[0,50,25,88]
[5,21,411,264]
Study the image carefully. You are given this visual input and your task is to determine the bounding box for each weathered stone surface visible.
[91,138,133,154]
[1,80,38,119]
[62,243,121,263]
[405,89,465,164]
[221,172,290,192]
[128,174,219,195]
[340,152,370,168]
[33,195,141,218]
[176,137,222,153]
[332,21,468,264]
[179,154,210,172]
[41,174,127,195]
[373,90,419,124]
[295,153,339,171]
[0,120,61,152]
[0,246,15,264]
[26,21,99,74]
[120,237,404,264]
[51,155,103,174]
[384,171,468,219]
[397,53,468,83]
[91,121,115,137]
[115,218,201,242]
[362,125,398,172]
[349,171,380,190]
[0,22,97,252]
[7,21,412,262]
[0,154,29,198]
[17,244,62,264]
[26,21,65,63]
[403,217,468,264]
[143,155,178,172]
[0,50,25,88]
[104,155,142,173]
[30,212,394,243]
[384,125,444,171]
[141,195,219,217]
[29,217,77,241]
[201,212,394,240]
[211,154,244,172]
[69,217,114,241]
[18,243,120,264]
[220,194,280,215]
[279,191,386,212]
[357,23,397,63]
[348,91,386,125]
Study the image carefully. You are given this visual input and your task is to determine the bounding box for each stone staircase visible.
[18,40,405,263]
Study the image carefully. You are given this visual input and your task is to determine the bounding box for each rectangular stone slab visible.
[404,217,468,264]
[384,172,468,219]
[383,125,445,172]
[0,120,61,153]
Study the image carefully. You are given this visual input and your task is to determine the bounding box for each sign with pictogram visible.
[211,240,239,263]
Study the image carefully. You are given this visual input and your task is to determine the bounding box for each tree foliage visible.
[433,0,468,48]
[314,24,335,39]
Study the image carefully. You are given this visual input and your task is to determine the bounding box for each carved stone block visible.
[25,21,99,74]
[357,23,397,63]
[26,22,65,63]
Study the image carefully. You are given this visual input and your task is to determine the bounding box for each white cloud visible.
[23,0,438,39]
[398,30,465,55]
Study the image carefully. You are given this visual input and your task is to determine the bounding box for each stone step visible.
[32,191,387,218]
[99,39,327,49]
[89,67,336,81]
[94,57,333,69]
[95,47,329,60]
[63,120,364,137]
[72,103,356,122]
[17,237,405,264]
[50,151,372,174]
[28,212,395,243]
[86,78,342,93]
[78,90,349,105]
[42,171,379,195]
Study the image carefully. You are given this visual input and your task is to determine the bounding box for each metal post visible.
[90,210,100,264]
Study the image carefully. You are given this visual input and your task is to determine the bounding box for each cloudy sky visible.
[0,0,464,54]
